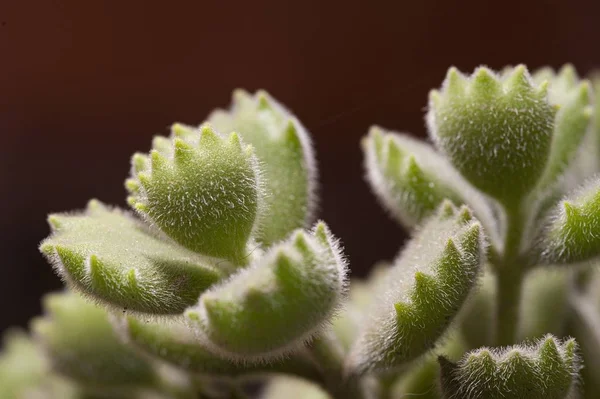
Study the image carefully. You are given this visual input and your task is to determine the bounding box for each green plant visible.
[3,65,600,399]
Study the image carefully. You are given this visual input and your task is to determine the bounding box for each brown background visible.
[1,0,599,333]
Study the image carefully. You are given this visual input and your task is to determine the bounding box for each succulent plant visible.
[3,66,600,398]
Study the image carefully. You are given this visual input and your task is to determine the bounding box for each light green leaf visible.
[185,222,348,361]
[534,178,600,264]
[40,200,223,314]
[440,335,581,399]
[208,90,317,246]
[362,126,497,240]
[531,65,593,191]
[346,202,487,374]
[427,65,555,204]
[120,316,320,379]
[30,291,158,391]
[127,123,263,263]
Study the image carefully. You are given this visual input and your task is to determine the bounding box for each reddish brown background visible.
[1,0,599,333]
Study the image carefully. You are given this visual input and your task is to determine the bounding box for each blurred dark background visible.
[1,0,599,333]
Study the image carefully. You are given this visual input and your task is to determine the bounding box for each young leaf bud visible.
[346,204,487,374]
[185,222,348,361]
[30,291,158,391]
[427,66,555,204]
[208,90,317,246]
[40,200,223,314]
[127,124,263,263]
[440,335,581,399]
[534,178,600,264]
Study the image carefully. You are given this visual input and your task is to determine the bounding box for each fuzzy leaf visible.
[31,291,158,390]
[120,316,320,379]
[185,222,348,361]
[127,123,262,263]
[208,90,317,245]
[531,65,593,191]
[40,201,223,314]
[440,335,581,399]
[362,126,496,236]
[346,203,487,374]
[427,65,555,204]
[535,178,600,264]
[518,268,570,341]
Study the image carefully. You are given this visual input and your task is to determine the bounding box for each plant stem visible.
[494,202,526,346]
[495,266,523,345]
[308,332,367,399]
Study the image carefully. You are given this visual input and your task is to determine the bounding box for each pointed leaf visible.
[440,335,581,399]
[185,222,348,361]
[127,123,262,263]
[346,204,487,374]
[40,201,224,314]
[427,65,555,204]
[534,178,600,264]
[207,90,317,245]
[362,127,496,237]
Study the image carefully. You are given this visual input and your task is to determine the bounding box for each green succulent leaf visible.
[120,316,320,379]
[531,65,593,191]
[30,291,158,391]
[427,65,555,204]
[346,202,487,374]
[534,178,600,264]
[440,335,581,399]
[127,123,263,263]
[208,89,317,246]
[518,268,570,341]
[185,222,348,361]
[362,126,496,238]
[40,200,224,314]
